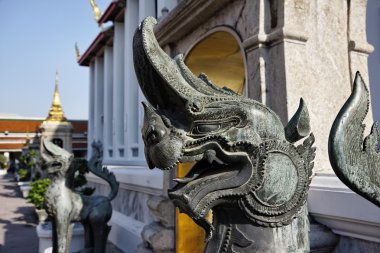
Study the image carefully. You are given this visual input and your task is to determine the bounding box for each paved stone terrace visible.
[0,173,38,253]
[0,173,123,253]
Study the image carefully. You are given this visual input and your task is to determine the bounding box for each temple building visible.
[0,73,88,161]
[79,0,380,253]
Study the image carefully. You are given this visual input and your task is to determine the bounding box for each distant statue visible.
[42,139,119,253]
[133,17,315,252]
[329,72,380,207]
[89,140,103,162]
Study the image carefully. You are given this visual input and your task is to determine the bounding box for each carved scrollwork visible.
[241,135,315,226]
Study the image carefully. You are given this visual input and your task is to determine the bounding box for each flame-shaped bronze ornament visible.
[329,72,380,207]
[134,17,316,252]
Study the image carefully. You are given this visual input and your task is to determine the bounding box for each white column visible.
[88,62,95,159]
[136,0,157,161]
[104,46,114,160]
[139,0,156,21]
[94,56,104,145]
[113,22,125,158]
[124,0,140,160]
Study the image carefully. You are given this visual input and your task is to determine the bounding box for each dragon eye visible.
[194,124,221,134]
[190,117,240,136]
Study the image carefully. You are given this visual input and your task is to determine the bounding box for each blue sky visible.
[0,1,379,123]
[0,0,109,120]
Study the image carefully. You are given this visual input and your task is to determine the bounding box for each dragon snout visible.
[145,135,184,170]
[142,102,184,170]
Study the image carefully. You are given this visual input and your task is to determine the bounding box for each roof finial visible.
[55,69,59,89]
[75,43,81,61]
[89,0,102,23]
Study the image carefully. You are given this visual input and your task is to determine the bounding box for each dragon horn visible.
[133,17,196,112]
[285,98,311,143]
[134,17,238,115]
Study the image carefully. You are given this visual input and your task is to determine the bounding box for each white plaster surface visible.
[309,173,380,243]
[108,210,144,253]
[87,166,163,190]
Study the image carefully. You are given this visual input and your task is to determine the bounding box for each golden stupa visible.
[45,71,68,123]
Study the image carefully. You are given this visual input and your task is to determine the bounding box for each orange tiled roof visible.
[0,143,25,150]
[0,119,41,133]
[0,119,87,134]
[0,118,88,152]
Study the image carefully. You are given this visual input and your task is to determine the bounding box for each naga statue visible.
[133,17,316,252]
[41,139,119,253]
[329,72,380,207]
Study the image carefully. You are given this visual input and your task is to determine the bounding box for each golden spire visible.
[89,0,102,22]
[75,42,81,61]
[45,71,68,123]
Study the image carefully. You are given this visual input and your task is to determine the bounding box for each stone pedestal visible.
[36,222,84,253]
[136,196,175,253]
[20,184,31,198]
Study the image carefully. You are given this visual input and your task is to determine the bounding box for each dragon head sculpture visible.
[41,138,73,177]
[134,17,315,239]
